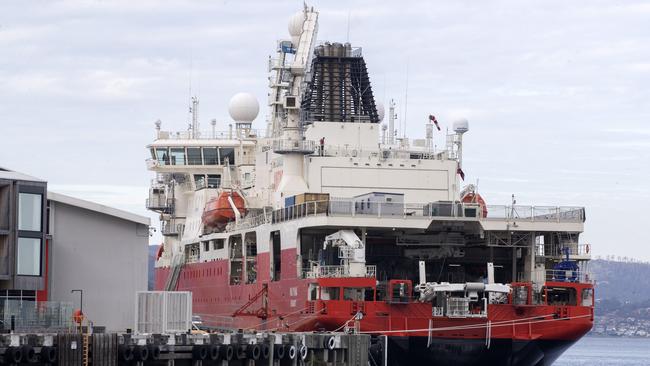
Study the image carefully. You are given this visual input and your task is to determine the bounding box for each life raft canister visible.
[461,192,488,218]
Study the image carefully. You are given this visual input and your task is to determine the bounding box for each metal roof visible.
[48,191,150,226]
[0,167,46,182]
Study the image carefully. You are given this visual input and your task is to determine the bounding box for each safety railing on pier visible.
[0,300,73,332]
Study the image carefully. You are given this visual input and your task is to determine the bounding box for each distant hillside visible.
[148,245,158,290]
[591,259,650,305]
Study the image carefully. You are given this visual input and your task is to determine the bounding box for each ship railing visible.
[271,200,329,224]
[484,205,585,223]
[226,211,272,231]
[328,200,482,220]
[146,197,174,212]
[155,129,262,140]
[161,220,182,236]
[319,145,441,161]
[272,139,316,154]
[523,269,595,284]
[262,200,586,227]
[536,243,592,257]
[303,264,377,279]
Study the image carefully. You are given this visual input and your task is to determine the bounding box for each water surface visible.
[554,336,650,365]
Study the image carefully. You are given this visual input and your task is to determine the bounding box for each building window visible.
[18,193,42,231]
[219,147,235,165]
[203,147,218,165]
[207,175,221,188]
[187,148,202,165]
[17,237,41,276]
[170,148,186,165]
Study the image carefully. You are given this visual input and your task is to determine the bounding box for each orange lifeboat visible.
[202,191,247,228]
[461,192,488,218]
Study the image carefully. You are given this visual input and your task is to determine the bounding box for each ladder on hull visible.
[164,252,185,291]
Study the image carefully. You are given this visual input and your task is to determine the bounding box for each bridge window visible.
[203,147,218,165]
[220,147,236,165]
[155,148,169,165]
[187,147,202,165]
[170,148,186,165]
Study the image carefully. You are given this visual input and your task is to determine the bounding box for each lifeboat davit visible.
[202,191,247,228]
[461,192,488,218]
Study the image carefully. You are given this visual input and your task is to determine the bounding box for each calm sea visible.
[554,336,650,365]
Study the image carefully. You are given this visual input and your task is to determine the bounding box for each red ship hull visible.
[155,248,593,366]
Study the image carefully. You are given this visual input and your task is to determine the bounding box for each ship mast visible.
[270,6,319,204]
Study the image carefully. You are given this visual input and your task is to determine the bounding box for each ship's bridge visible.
[146,137,257,172]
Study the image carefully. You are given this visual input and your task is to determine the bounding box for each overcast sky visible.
[1,0,648,259]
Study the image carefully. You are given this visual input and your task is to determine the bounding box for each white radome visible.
[376,103,385,122]
[288,11,305,37]
[453,118,469,134]
[229,93,260,122]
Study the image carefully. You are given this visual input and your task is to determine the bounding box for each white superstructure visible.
[146,6,589,297]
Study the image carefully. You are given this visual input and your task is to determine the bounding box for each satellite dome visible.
[376,103,385,122]
[453,118,469,134]
[228,93,259,122]
[288,11,305,37]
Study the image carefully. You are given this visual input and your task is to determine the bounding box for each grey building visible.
[0,168,150,331]
[47,192,150,331]
[0,168,48,300]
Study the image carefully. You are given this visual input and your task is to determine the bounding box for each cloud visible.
[1,0,649,259]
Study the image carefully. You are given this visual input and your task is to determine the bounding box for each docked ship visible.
[148,6,594,365]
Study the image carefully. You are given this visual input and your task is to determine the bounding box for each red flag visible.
[429,114,441,131]
[457,167,465,180]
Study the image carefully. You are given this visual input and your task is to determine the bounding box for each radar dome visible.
[376,103,385,122]
[228,93,259,122]
[288,11,305,37]
[453,118,469,134]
